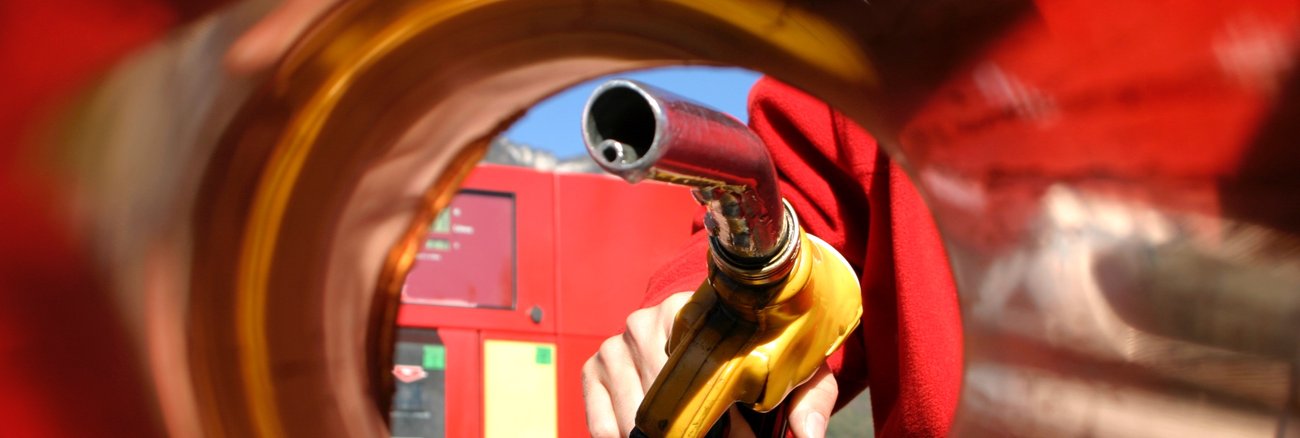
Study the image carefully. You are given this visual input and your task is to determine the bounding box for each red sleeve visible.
[641,77,963,437]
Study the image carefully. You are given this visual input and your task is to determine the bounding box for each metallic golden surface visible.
[16,0,1298,436]
[635,230,863,437]
[190,1,880,436]
[204,0,1300,434]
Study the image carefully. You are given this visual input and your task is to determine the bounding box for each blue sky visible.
[502,66,760,158]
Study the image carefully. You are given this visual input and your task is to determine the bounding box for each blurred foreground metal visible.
[3,0,1298,436]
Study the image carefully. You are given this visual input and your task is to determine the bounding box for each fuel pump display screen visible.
[403,190,516,309]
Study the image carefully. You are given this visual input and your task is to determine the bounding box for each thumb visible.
[787,364,837,438]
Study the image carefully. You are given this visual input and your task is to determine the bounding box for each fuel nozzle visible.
[583,79,794,279]
[583,80,863,438]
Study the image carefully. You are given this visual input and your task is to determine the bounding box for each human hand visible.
[581,292,839,438]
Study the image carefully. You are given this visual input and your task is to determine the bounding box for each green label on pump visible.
[423,345,446,370]
[535,346,553,365]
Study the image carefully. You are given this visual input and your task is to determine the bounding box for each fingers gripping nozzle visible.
[583,80,863,437]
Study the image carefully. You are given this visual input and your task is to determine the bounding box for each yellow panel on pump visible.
[483,340,557,438]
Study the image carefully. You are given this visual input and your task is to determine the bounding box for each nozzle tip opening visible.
[599,140,641,165]
[585,83,657,167]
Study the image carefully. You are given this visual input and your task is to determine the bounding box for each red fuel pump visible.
[388,163,700,437]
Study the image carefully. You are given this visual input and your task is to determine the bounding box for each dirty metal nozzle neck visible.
[710,201,801,285]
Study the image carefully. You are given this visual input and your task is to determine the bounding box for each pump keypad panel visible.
[402,190,516,309]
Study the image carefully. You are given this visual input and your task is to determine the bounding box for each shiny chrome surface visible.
[583,79,788,263]
[20,1,879,436]
[5,0,1298,436]
[946,186,1300,436]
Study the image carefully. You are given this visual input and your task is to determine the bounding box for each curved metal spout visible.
[582,79,787,264]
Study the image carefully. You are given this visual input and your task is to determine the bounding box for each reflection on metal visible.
[8,0,1300,436]
[949,186,1300,436]
[581,83,867,436]
[583,79,787,262]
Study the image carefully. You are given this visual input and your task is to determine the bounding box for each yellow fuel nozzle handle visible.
[633,212,862,438]
[580,79,862,438]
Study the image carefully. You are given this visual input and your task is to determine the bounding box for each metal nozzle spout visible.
[582,79,788,264]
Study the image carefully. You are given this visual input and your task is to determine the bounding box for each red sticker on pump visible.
[392,364,428,383]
